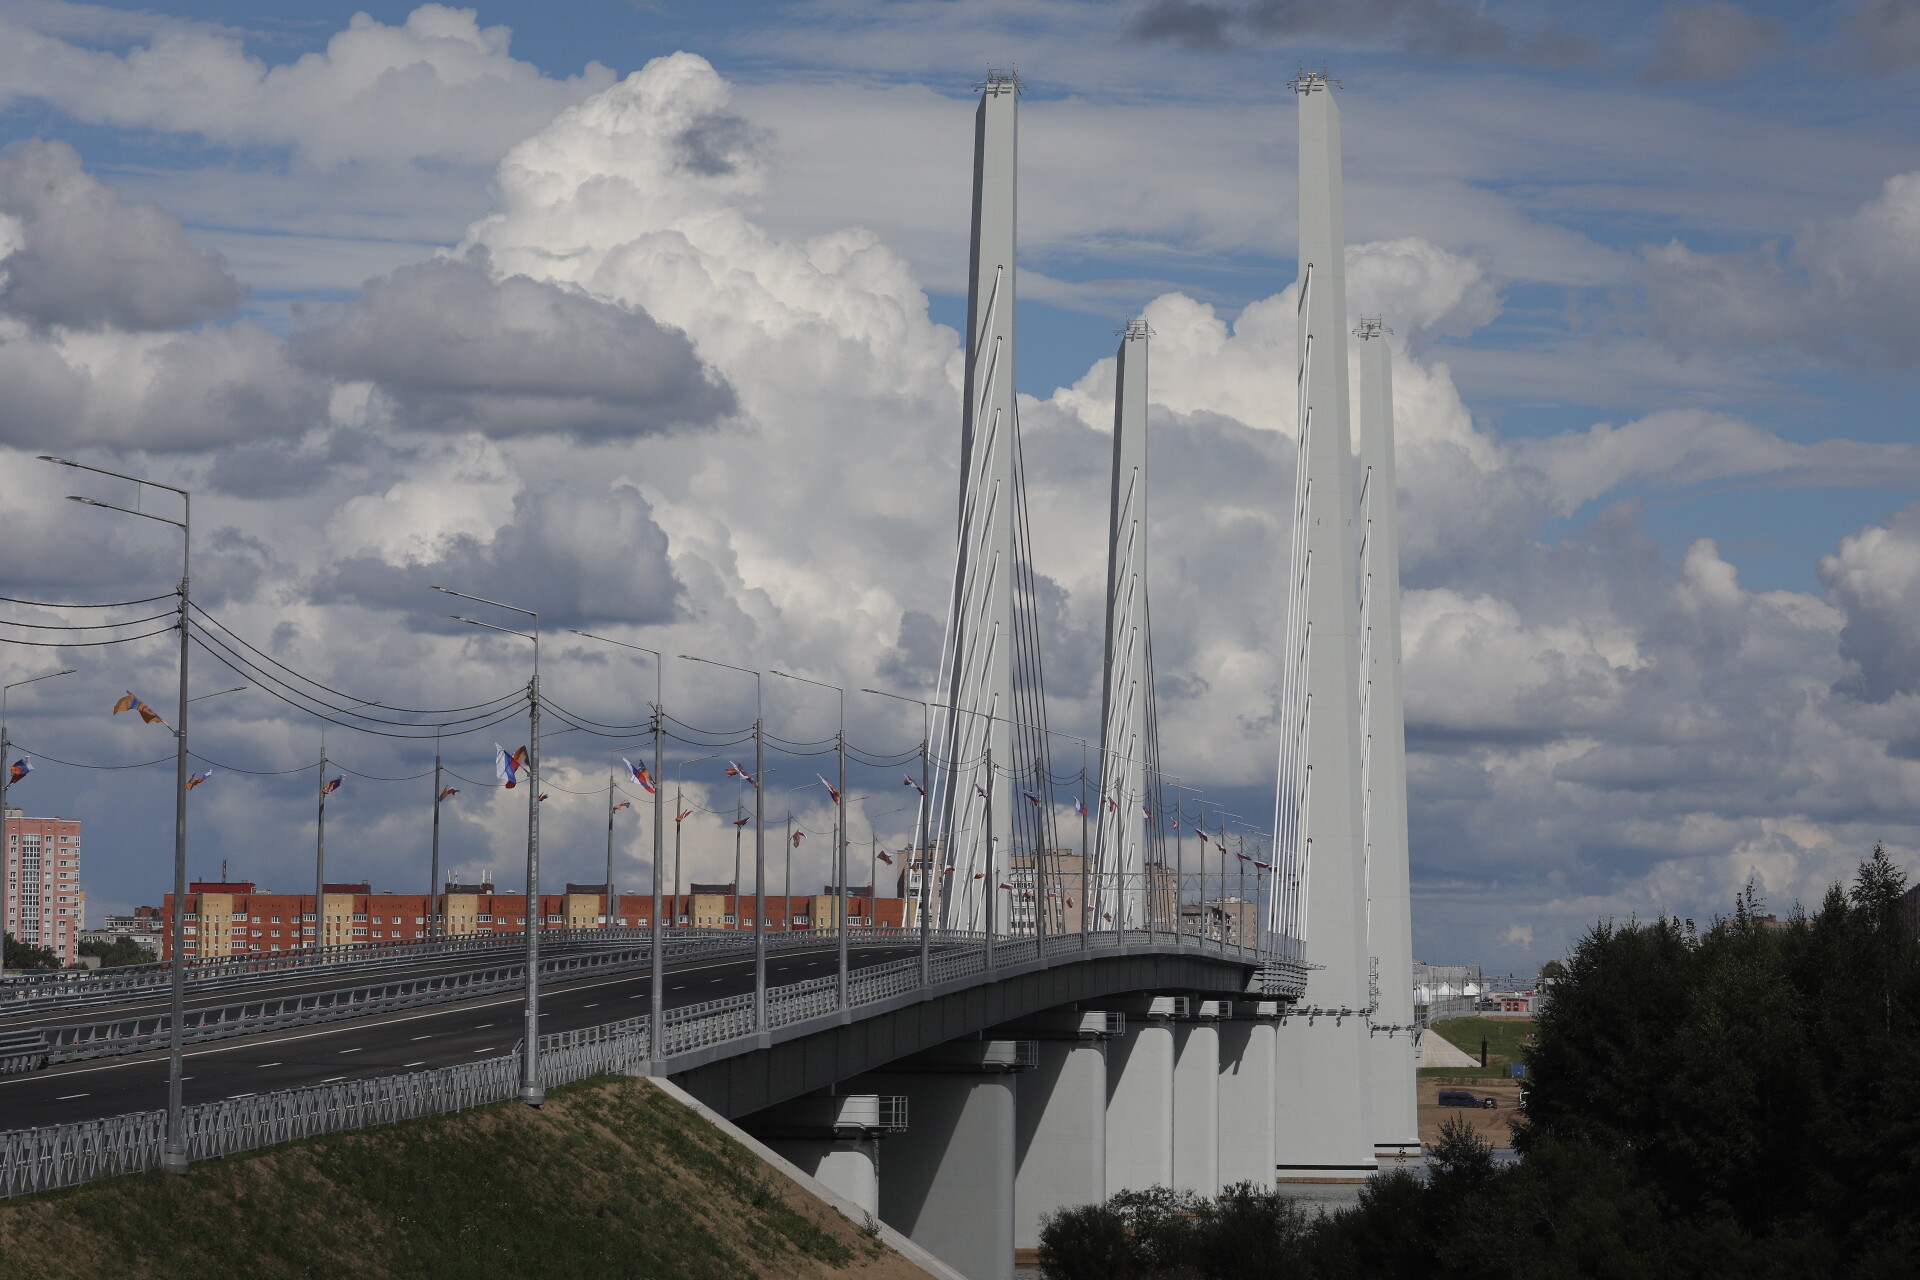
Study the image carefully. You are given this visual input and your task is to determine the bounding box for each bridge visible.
[1,69,1414,1280]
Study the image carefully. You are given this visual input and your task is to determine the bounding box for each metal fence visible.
[1,926,1294,1199]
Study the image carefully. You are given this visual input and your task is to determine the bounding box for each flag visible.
[1170,815,1179,829]
[973,783,988,800]
[877,849,895,865]
[112,691,165,726]
[725,761,757,787]
[940,866,955,876]
[537,793,549,803]
[1022,790,1041,806]
[1142,804,1151,819]
[1104,795,1118,812]
[7,758,29,785]
[495,744,525,788]
[622,758,657,795]
[676,808,693,823]
[902,775,925,796]
[818,774,840,805]
[733,816,750,827]
[612,801,632,813]
[185,770,211,791]
[1103,912,1114,922]
[792,830,806,848]
[1255,860,1272,871]
[999,882,1014,891]
[1074,795,1087,817]
[972,872,985,880]
[321,777,343,795]
[1236,851,1251,862]
[438,787,459,801]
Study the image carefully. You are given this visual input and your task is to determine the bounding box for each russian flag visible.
[818,774,841,805]
[7,758,29,785]
[902,775,925,797]
[623,758,657,795]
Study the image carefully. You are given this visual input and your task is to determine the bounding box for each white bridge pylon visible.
[931,70,1057,933]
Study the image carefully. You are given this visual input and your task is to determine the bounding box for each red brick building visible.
[158,880,910,961]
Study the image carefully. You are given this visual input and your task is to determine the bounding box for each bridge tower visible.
[933,70,1057,931]
[1357,318,1419,1160]
[1094,318,1166,928]
[1268,69,1378,1179]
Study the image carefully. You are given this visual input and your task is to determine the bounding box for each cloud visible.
[1635,170,1920,369]
[313,479,683,630]
[1642,3,1780,83]
[1821,501,1920,702]
[1848,0,1920,73]
[0,317,328,450]
[290,252,735,440]
[0,4,615,168]
[1127,0,1603,65]
[0,139,242,331]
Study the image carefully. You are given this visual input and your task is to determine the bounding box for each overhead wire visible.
[0,591,178,609]
[0,611,178,630]
[0,625,178,648]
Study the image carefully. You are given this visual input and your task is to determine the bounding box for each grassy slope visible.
[1,1077,927,1280]
[1429,1016,1534,1067]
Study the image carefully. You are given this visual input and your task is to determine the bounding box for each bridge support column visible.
[1172,1001,1223,1195]
[1004,1010,1117,1253]
[1217,1001,1281,1189]
[1102,997,1179,1193]
[739,1093,904,1219]
[850,1039,1030,1280]
[1275,1012,1379,1181]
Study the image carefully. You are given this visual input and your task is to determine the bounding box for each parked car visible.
[1436,1090,1498,1109]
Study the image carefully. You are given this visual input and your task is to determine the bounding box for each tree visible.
[78,935,157,967]
[4,931,60,970]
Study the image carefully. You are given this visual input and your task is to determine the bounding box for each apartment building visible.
[3,807,83,965]
[159,880,911,960]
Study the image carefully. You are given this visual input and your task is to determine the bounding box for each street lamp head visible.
[38,455,72,466]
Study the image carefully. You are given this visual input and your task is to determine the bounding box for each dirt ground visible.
[1417,1073,1527,1148]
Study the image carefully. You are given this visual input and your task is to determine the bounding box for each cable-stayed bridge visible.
[0,68,1416,1280]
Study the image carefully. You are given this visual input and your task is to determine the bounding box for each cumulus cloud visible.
[1821,501,1920,702]
[0,5,615,168]
[1127,0,1603,65]
[1635,171,1920,369]
[291,252,735,440]
[1642,3,1780,83]
[314,480,682,629]
[0,139,242,330]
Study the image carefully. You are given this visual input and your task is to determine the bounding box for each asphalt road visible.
[0,944,609,1033]
[0,945,916,1130]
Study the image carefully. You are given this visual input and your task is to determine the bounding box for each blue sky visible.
[4,1,1920,967]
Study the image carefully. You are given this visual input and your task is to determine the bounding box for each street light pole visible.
[859,687,933,985]
[681,655,765,1030]
[2,668,77,970]
[566,629,666,1064]
[42,455,192,1174]
[430,731,444,938]
[436,586,542,1106]
[772,670,846,1010]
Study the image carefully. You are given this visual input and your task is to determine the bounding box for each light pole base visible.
[159,1147,189,1176]
[520,1084,546,1107]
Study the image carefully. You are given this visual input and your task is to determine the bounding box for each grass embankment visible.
[1422,1016,1532,1074]
[0,1077,928,1280]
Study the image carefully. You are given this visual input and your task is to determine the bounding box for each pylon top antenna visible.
[1288,67,1340,94]
[1119,317,1155,339]
[976,68,1025,95]
[1354,317,1392,339]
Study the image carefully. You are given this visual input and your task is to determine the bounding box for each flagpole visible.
[983,746,995,977]
[784,813,793,928]
[917,718,931,985]
[674,786,684,928]
[1079,762,1089,951]
[753,693,767,1032]
[430,737,443,939]
[314,741,327,955]
[2,669,76,970]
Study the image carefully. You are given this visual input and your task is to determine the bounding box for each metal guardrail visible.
[0,928,1300,1199]
[0,1028,49,1075]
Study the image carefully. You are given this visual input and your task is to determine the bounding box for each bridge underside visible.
[668,947,1257,1119]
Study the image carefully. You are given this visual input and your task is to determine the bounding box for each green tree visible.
[4,931,61,970]
[78,935,158,967]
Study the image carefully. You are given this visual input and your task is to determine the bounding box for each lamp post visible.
[1166,783,1199,947]
[672,750,727,932]
[860,687,934,983]
[772,669,847,1010]
[313,695,378,955]
[568,629,665,1065]
[42,454,193,1174]
[430,730,445,939]
[436,586,543,1106]
[680,654,766,1030]
[2,668,77,970]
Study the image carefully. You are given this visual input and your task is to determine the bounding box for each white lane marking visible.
[56,1092,89,1100]
[474,1023,493,1029]
[473,1047,495,1053]
[320,1076,346,1083]
[338,1047,363,1054]
[228,1092,256,1100]
[403,1061,426,1068]
[410,1035,432,1041]
[257,1062,283,1068]
[582,1003,598,1008]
